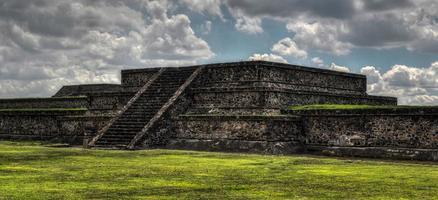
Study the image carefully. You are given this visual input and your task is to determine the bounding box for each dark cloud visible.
[362,0,414,11]
[226,0,357,19]
[342,13,416,47]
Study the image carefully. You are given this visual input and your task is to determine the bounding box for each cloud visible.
[224,0,438,55]
[226,0,357,20]
[200,21,212,35]
[181,0,224,19]
[361,62,438,105]
[311,57,325,68]
[248,53,288,63]
[361,0,414,11]
[230,8,263,34]
[271,37,307,59]
[0,0,213,98]
[286,21,352,56]
[329,63,351,72]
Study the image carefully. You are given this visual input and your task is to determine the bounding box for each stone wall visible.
[190,89,396,111]
[286,108,438,160]
[58,115,114,144]
[167,115,303,154]
[0,97,88,109]
[0,110,85,143]
[193,62,367,95]
[0,109,112,144]
[53,84,122,97]
[87,92,134,115]
[287,108,438,148]
[121,68,160,92]
[189,62,396,113]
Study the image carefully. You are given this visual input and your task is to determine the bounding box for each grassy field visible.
[0,141,437,199]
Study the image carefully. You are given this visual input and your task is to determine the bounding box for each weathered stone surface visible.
[0,97,88,109]
[0,110,94,143]
[121,68,160,92]
[286,108,438,149]
[306,146,438,161]
[2,61,437,161]
[174,115,301,142]
[166,139,303,154]
[53,84,122,97]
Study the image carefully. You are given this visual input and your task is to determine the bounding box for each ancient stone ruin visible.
[0,61,437,161]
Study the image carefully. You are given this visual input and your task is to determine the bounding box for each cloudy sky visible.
[0,0,437,105]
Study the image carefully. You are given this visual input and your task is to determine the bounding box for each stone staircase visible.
[88,67,200,148]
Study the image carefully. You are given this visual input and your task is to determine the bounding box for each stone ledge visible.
[191,87,396,101]
[178,114,300,121]
[121,66,198,74]
[0,109,87,116]
[193,81,365,93]
[120,61,365,79]
[57,115,114,121]
[0,134,84,144]
[286,107,438,116]
[165,139,304,154]
[0,97,89,109]
[305,145,438,161]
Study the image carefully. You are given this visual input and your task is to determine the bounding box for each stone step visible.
[121,113,156,117]
[94,67,197,148]
[134,95,170,104]
[139,93,174,97]
[111,124,145,128]
[145,84,180,88]
[98,138,134,142]
[118,115,154,120]
[93,144,128,149]
[116,118,151,123]
[131,99,164,103]
[95,141,130,145]
[127,107,162,111]
[105,132,139,136]
[127,104,163,107]
[123,109,157,114]
[102,134,138,138]
[126,106,162,111]
[106,128,141,133]
[99,137,136,141]
[115,121,147,125]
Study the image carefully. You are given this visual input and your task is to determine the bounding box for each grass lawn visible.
[0,141,437,199]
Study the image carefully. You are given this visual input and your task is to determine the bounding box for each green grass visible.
[0,141,437,199]
[0,108,87,112]
[288,104,437,111]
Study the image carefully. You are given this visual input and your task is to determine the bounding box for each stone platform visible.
[2,61,437,161]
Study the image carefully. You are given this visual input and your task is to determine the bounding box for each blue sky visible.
[0,0,437,105]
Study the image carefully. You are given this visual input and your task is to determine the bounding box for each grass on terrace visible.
[288,104,437,111]
[0,141,437,200]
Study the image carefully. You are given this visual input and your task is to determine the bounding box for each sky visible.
[0,0,437,105]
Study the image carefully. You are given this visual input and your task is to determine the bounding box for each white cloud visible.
[200,21,212,35]
[224,0,438,55]
[360,66,382,84]
[248,53,288,63]
[286,21,353,56]
[230,9,263,34]
[329,63,351,72]
[181,0,223,19]
[311,57,325,68]
[361,62,438,105]
[271,37,307,59]
[0,0,214,98]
